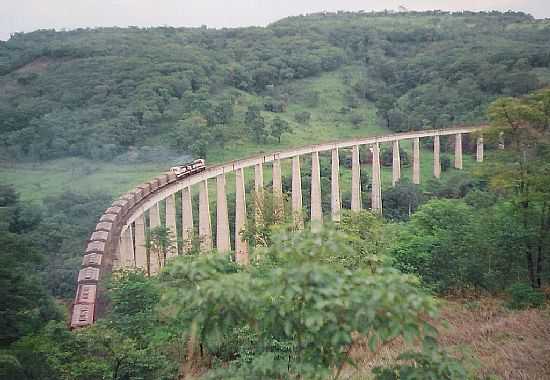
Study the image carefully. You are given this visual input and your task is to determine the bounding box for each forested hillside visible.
[1,10,550,380]
[3,85,550,378]
[1,11,549,161]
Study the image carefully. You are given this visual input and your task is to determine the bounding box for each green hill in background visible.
[1,11,549,200]
[1,11,549,161]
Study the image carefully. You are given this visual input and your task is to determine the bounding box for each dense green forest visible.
[2,88,550,379]
[1,10,550,380]
[1,11,550,161]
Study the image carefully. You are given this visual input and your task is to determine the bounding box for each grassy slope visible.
[1,68,375,201]
[0,158,167,202]
[0,67,478,203]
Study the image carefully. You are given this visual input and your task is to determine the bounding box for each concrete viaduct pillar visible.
[181,186,194,253]
[331,148,341,222]
[149,203,161,229]
[371,143,382,214]
[134,214,147,271]
[310,151,322,231]
[235,168,249,264]
[351,145,361,212]
[392,140,401,186]
[148,204,161,275]
[477,137,484,162]
[455,133,463,169]
[113,127,490,274]
[272,159,284,223]
[498,131,505,150]
[119,226,134,267]
[216,174,231,253]
[412,137,421,185]
[433,135,441,179]
[254,163,264,227]
[292,156,304,229]
[165,194,178,259]
[198,180,212,252]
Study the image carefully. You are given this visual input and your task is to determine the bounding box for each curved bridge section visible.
[70,126,487,328]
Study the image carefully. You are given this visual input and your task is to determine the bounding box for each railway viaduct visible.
[71,126,488,328]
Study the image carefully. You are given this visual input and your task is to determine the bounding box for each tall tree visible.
[0,232,59,346]
[245,105,267,143]
[375,95,396,129]
[487,90,550,288]
[147,226,176,272]
[270,116,292,143]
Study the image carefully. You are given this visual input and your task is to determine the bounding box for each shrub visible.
[382,180,424,221]
[389,199,492,292]
[294,111,311,124]
[263,98,286,113]
[350,112,365,128]
[464,190,497,209]
[159,226,441,378]
[507,283,545,309]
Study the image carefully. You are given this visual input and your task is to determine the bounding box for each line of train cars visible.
[70,160,206,328]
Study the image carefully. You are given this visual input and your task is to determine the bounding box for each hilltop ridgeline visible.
[1,11,549,161]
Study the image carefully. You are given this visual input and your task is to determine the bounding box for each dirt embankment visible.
[348,297,550,380]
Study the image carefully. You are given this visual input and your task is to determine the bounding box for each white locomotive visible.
[169,159,206,179]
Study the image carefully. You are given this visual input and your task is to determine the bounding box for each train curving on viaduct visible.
[71,126,488,328]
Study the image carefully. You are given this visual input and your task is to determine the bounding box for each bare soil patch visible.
[347,297,550,379]
[14,56,58,74]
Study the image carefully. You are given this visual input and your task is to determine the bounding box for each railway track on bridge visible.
[70,126,489,328]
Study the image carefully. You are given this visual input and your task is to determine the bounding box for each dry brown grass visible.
[438,297,550,380]
[345,297,550,380]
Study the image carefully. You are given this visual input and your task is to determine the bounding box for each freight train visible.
[70,159,206,328]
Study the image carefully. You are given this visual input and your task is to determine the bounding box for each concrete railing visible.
[70,125,488,328]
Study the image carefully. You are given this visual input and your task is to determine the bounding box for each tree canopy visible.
[1,11,549,160]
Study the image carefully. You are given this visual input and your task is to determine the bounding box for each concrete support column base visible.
[272,159,284,223]
[310,151,322,231]
[412,137,420,185]
[433,135,441,179]
[371,143,382,214]
[181,186,194,254]
[331,148,341,222]
[291,156,304,229]
[165,194,178,259]
[198,180,212,252]
[392,140,401,186]
[351,145,361,212]
[477,137,484,162]
[216,174,231,253]
[235,168,249,265]
[455,133,463,169]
